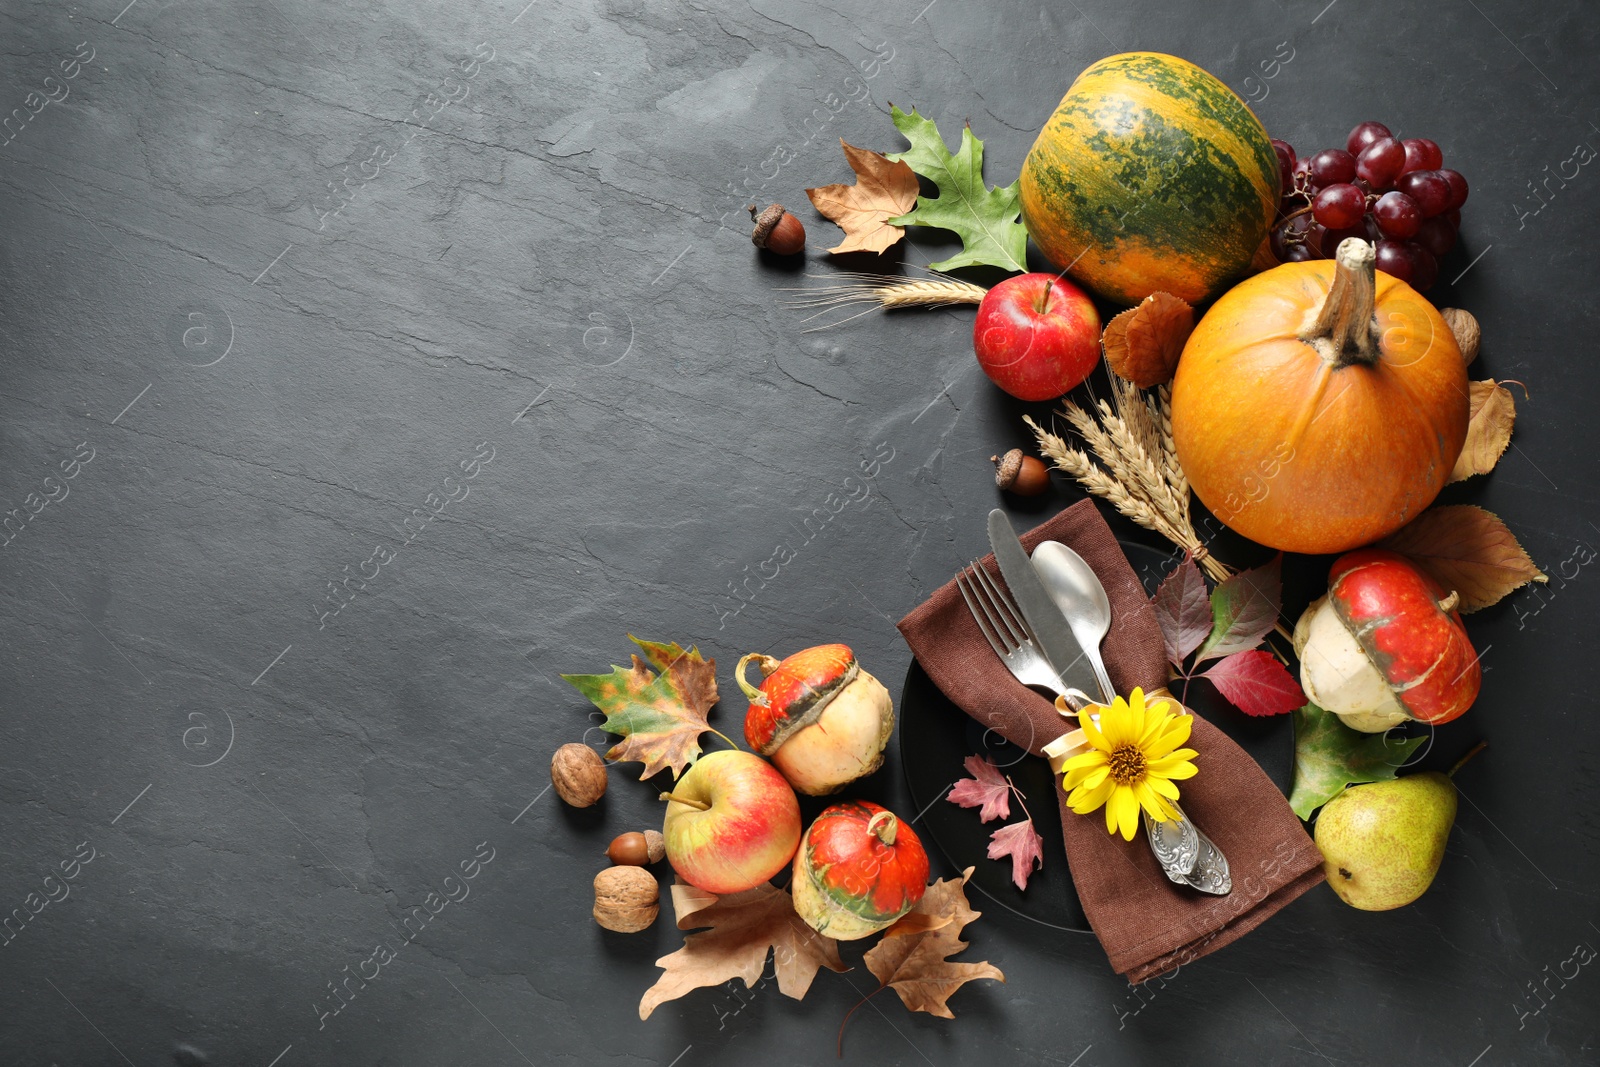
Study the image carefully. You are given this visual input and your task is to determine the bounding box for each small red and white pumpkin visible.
[791,801,928,940]
[1294,548,1481,732]
[737,644,894,796]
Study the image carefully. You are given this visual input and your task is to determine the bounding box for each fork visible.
[956,561,1226,892]
[955,563,1096,708]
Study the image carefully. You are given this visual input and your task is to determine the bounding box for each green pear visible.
[1314,772,1457,911]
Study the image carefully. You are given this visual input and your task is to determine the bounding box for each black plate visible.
[899,541,1294,933]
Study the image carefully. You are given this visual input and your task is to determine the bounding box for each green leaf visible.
[1290,703,1425,820]
[885,105,1028,273]
[562,636,720,780]
[1195,555,1281,664]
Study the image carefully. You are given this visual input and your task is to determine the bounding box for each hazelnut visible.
[749,203,805,256]
[1439,308,1479,364]
[593,866,659,933]
[991,449,1050,496]
[551,743,607,807]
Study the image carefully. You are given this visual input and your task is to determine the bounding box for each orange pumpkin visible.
[1171,238,1468,554]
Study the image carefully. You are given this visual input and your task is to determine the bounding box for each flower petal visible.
[1078,713,1109,753]
[1108,786,1140,840]
[1148,775,1180,799]
[1149,758,1198,781]
[1068,778,1114,814]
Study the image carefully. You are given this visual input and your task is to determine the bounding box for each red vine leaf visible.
[946,755,1011,823]
[1194,556,1282,664]
[1201,650,1305,718]
[1152,555,1212,667]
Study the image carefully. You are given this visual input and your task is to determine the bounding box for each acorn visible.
[749,203,805,255]
[992,449,1050,495]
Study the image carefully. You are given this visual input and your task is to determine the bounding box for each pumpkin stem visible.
[865,809,898,846]
[1304,238,1381,367]
[734,652,781,706]
[1437,590,1460,614]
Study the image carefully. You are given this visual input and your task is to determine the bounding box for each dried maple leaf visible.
[1102,292,1194,388]
[563,637,723,780]
[946,754,1011,823]
[987,820,1044,890]
[805,141,920,255]
[1380,505,1548,612]
[861,868,1004,1019]
[639,881,848,1020]
[1448,379,1517,483]
[1201,649,1305,718]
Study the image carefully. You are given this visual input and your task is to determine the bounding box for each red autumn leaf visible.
[986,820,1044,891]
[1195,556,1283,664]
[946,755,1011,823]
[1152,555,1212,667]
[1201,649,1305,718]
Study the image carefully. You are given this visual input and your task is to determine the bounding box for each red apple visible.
[660,750,801,894]
[972,273,1100,401]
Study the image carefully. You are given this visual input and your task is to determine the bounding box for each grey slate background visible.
[1,0,1597,1064]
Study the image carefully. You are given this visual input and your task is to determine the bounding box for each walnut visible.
[1439,308,1480,365]
[593,866,659,932]
[551,743,607,807]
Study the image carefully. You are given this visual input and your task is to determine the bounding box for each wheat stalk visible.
[1027,388,1230,584]
[784,272,987,329]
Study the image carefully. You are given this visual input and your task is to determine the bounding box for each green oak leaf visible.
[885,105,1028,273]
[563,636,720,780]
[1290,703,1425,820]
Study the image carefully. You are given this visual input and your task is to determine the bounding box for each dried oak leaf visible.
[805,141,920,255]
[1448,380,1517,483]
[639,881,848,1020]
[862,867,1004,1019]
[563,637,720,780]
[1102,292,1195,388]
[1379,504,1547,612]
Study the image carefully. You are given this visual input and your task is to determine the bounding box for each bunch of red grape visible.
[1270,122,1469,292]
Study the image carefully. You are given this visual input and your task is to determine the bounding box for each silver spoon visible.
[1033,541,1229,894]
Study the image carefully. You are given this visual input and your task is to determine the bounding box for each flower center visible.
[1107,744,1146,786]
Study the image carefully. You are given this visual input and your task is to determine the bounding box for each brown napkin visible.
[898,500,1324,984]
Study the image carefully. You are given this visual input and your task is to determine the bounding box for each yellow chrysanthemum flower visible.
[1060,687,1199,841]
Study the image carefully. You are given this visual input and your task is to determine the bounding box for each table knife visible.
[985,509,1100,705]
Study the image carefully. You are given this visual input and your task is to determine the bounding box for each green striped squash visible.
[1020,52,1279,306]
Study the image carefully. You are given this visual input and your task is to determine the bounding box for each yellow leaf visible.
[1380,504,1548,612]
[1448,379,1517,483]
[806,141,920,255]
